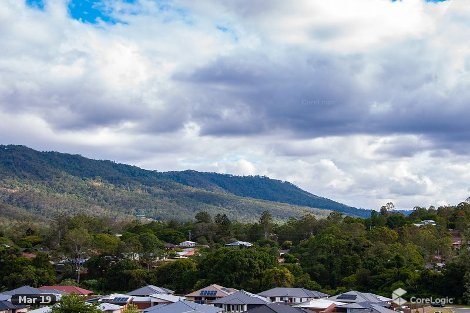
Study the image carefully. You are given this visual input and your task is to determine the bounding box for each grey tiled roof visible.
[246,303,306,313]
[144,300,224,313]
[186,284,237,298]
[328,291,384,304]
[212,290,270,305]
[258,288,328,299]
[0,300,27,310]
[0,286,42,296]
[345,303,396,313]
[127,285,174,296]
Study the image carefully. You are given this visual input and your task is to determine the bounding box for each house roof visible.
[0,300,27,311]
[179,241,196,245]
[99,303,122,311]
[369,304,397,313]
[127,285,174,296]
[294,299,345,309]
[39,288,66,295]
[342,303,396,313]
[186,284,238,298]
[0,285,42,295]
[225,241,253,247]
[258,288,328,299]
[328,291,384,304]
[246,303,305,313]
[144,300,224,313]
[0,294,10,301]
[212,290,270,305]
[100,294,132,304]
[149,294,186,303]
[130,294,185,303]
[39,285,93,295]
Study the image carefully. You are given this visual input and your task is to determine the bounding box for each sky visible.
[1,0,469,211]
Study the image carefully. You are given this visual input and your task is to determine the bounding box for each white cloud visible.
[0,0,469,211]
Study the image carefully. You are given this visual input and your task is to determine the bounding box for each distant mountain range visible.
[0,145,370,222]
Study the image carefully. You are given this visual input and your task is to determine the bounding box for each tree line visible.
[0,203,469,303]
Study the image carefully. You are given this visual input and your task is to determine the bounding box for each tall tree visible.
[260,210,273,240]
[63,228,92,283]
[195,211,212,224]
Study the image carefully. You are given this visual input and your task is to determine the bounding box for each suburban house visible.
[413,220,437,227]
[100,294,133,309]
[39,285,93,296]
[144,300,224,313]
[131,294,186,309]
[0,286,44,298]
[179,241,197,248]
[328,291,389,308]
[246,303,305,313]
[185,284,237,304]
[212,290,271,313]
[294,299,346,313]
[127,285,174,296]
[98,303,123,313]
[225,241,253,247]
[101,293,184,310]
[258,288,328,304]
[335,302,396,313]
[0,300,27,313]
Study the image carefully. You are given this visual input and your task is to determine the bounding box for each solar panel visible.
[337,295,357,300]
[114,297,129,302]
[200,290,217,296]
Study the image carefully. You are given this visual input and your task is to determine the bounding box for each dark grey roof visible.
[144,300,224,313]
[258,288,328,299]
[212,290,270,305]
[0,286,42,296]
[0,300,27,310]
[338,303,371,309]
[0,295,10,301]
[127,285,174,296]
[346,303,396,313]
[328,291,383,304]
[39,289,66,295]
[246,303,306,313]
[370,304,396,313]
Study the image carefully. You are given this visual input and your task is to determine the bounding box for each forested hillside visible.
[0,145,370,222]
[159,171,368,216]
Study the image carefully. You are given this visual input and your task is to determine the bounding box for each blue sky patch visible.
[66,0,194,26]
[25,0,45,10]
[392,0,448,2]
[68,0,119,24]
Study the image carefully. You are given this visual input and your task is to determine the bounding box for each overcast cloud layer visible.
[1,0,469,210]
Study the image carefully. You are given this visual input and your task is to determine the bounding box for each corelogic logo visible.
[391,288,455,306]
[392,288,407,305]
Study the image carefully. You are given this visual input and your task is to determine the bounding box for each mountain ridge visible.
[0,145,370,221]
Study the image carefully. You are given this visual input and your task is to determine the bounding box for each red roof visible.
[39,285,93,295]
